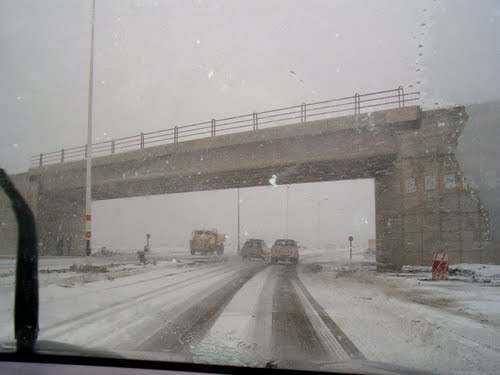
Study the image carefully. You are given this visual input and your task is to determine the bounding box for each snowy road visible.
[1,249,498,373]
[32,255,362,368]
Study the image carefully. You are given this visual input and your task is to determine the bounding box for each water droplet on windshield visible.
[269,174,277,187]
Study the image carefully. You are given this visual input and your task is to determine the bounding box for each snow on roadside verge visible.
[0,256,206,344]
[298,264,500,375]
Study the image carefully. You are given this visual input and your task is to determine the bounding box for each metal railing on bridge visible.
[32,86,419,167]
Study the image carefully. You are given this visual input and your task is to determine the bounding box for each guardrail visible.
[32,86,419,167]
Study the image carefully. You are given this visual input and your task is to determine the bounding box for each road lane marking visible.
[293,270,365,360]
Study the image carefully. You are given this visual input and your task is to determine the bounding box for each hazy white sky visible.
[1,0,498,173]
[0,1,498,250]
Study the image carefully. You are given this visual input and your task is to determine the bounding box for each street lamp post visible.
[85,0,96,261]
[285,184,291,238]
[317,198,328,249]
[237,188,240,253]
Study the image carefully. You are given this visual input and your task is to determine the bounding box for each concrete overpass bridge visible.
[0,88,494,268]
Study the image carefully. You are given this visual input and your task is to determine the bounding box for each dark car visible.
[240,239,269,260]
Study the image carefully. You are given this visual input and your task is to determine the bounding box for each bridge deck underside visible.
[88,154,397,200]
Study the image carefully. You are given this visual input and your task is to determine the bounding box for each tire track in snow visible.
[35,265,200,309]
[249,266,276,355]
[271,266,328,365]
[269,265,364,367]
[135,263,268,354]
[108,262,255,351]
[41,262,242,340]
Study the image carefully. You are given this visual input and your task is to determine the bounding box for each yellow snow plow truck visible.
[190,230,225,255]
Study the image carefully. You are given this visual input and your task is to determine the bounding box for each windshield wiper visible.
[0,169,39,353]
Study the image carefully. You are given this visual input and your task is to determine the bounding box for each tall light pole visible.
[317,198,328,249]
[285,184,291,238]
[237,188,240,253]
[85,0,96,259]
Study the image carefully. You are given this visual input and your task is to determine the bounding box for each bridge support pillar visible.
[375,107,494,269]
[375,171,404,270]
[37,188,86,256]
[0,172,40,255]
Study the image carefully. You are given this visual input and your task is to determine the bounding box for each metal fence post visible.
[300,103,307,123]
[354,93,360,114]
[61,149,65,163]
[111,139,115,154]
[211,119,216,136]
[253,112,259,130]
[174,126,179,143]
[39,153,43,167]
[398,86,405,108]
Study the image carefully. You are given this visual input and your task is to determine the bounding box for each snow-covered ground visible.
[298,249,500,374]
[192,248,499,373]
[0,246,498,374]
[0,247,228,343]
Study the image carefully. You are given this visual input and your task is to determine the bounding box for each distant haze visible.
[93,179,375,251]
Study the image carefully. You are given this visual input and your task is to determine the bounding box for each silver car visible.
[270,239,299,264]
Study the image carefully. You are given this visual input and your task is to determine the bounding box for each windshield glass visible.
[0,1,498,374]
[275,240,296,247]
[245,240,261,247]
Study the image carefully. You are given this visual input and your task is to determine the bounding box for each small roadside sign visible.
[145,233,151,252]
[432,253,449,280]
[348,236,354,262]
